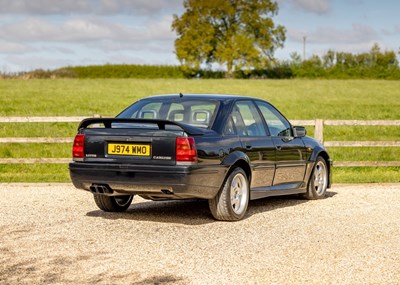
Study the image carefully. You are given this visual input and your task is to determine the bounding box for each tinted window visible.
[118,99,219,128]
[256,101,292,137]
[137,102,162,119]
[232,101,267,137]
[223,117,237,136]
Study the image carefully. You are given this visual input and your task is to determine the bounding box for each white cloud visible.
[379,25,400,37]
[146,15,176,41]
[97,0,183,15]
[0,15,175,44]
[0,18,58,41]
[4,54,75,70]
[0,12,178,71]
[0,0,92,14]
[280,0,330,14]
[0,0,184,15]
[0,41,33,53]
[288,23,379,44]
[61,18,117,41]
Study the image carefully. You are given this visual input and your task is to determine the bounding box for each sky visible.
[0,0,399,72]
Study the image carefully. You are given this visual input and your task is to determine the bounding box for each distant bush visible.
[18,69,76,79]
[181,64,294,79]
[290,43,400,80]
[0,68,76,79]
[232,63,294,79]
[59,64,184,79]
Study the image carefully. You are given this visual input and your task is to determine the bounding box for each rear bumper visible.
[69,162,226,199]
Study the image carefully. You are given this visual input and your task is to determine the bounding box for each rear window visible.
[117,98,219,128]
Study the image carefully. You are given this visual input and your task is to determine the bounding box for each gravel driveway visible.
[1,183,400,284]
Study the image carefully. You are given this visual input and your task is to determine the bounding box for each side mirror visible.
[293,126,306,138]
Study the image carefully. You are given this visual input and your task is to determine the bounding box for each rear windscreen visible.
[117,99,219,129]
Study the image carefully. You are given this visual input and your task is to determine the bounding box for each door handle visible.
[275,145,282,151]
[245,145,252,150]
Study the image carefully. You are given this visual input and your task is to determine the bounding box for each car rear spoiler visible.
[77,118,205,135]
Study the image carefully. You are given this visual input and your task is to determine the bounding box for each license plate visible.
[107,143,151,156]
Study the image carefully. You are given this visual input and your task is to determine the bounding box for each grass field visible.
[0,79,399,183]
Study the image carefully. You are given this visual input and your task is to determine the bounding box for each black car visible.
[69,94,331,221]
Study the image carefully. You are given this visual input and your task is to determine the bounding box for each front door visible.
[255,101,307,187]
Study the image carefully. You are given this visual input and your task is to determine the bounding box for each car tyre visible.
[303,156,328,200]
[209,168,249,221]
[93,194,133,212]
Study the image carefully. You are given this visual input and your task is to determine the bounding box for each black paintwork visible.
[69,94,331,201]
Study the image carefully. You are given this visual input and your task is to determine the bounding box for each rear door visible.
[231,101,275,188]
[255,101,307,187]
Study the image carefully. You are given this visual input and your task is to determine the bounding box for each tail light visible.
[176,137,197,164]
[72,134,85,160]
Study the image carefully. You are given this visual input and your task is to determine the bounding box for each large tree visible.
[172,0,286,77]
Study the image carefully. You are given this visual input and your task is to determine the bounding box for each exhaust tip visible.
[90,184,113,194]
[161,189,173,195]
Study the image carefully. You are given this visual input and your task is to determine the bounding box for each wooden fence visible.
[0,117,399,167]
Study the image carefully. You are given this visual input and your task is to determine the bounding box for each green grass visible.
[1,79,400,118]
[0,164,69,182]
[325,126,400,141]
[0,144,70,158]
[0,79,399,183]
[334,167,400,183]
[0,123,77,138]
[328,147,400,162]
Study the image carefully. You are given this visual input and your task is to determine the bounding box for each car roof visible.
[139,94,263,102]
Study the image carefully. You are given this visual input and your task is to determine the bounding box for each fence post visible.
[315,119,324,143]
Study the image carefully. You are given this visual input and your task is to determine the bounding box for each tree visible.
[322,50,335,68]
[172,0,286,77]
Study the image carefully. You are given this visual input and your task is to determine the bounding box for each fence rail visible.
[0,116,96,123]
[1,117,399,167]
[290,119,400,144]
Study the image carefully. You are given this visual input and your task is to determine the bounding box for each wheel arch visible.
[221,151,252,186]
[229,159,251,184]
[311,149,332,188]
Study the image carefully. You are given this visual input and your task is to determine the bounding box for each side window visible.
[233,101,267,137]
[223,117,237,136]
[256,101,292,137]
